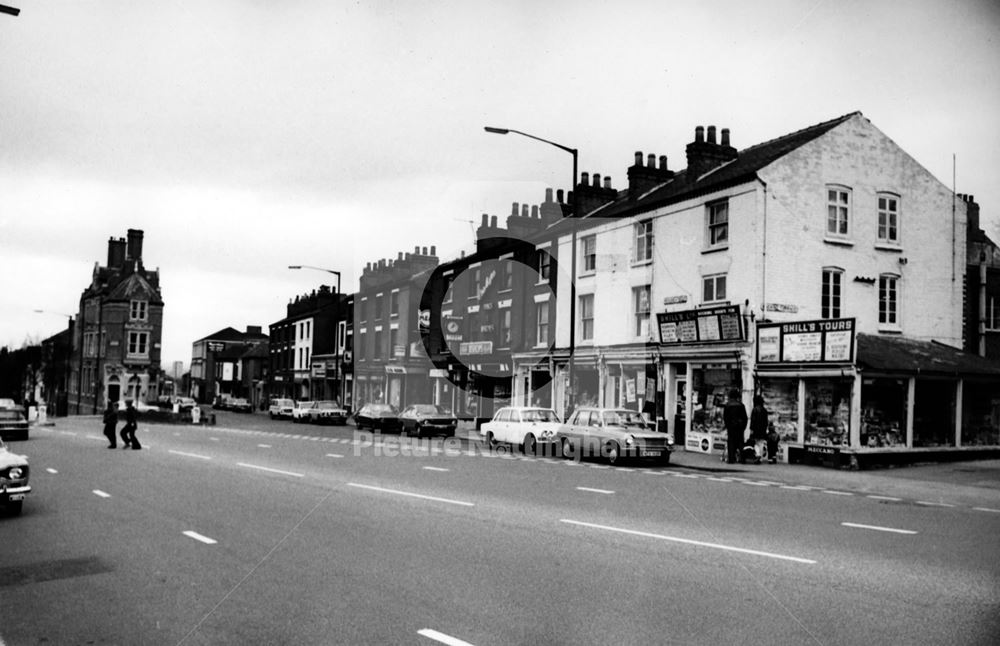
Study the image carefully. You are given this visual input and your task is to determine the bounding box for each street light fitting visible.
[288,265,342,294]
[484,127,510,135]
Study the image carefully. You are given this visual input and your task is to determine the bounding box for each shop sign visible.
[459,341,493,355]
[393,345,406,358]
[765,303,799,313]
[626,378,637,403]
[444,316,463,342]
[663,295,689,306]
[429,369,448,378]
[311,362,326,378]
[657,305,744,345]
[274,376,283,382]
[385,366,407,374]
[757,317,855,364]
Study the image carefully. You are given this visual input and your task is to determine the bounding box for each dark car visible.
[0,410,29,442]
[399,404,457,437]
[354,403,400,432]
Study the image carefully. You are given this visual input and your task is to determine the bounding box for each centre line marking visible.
[417,628,475,646]
[209,437,220,442]
[823,490,854,496]
[916,501,955,507]
[347,483,474,507]
[576,486,614,495]
[325,453,344,458]
[183,531,218,545]
[560,519,817,564]
[168,450,211,460]
[93,490,111,498]
[236,463,304,478]
[423,466,449,472]
[46,468,58,474]
[867,495,902,501]
[973,507,1000,513]
[841,522,917,535]
[257,444,272,448]
[85,434,105,441]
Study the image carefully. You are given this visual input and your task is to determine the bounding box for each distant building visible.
[190,326,268,405]
[963,194,1000,359]
[70,229,164,413]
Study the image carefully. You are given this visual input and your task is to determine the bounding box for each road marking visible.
[560,519,816,564]
[867,495,902,501]
[741,481,770,486]
[706,477,732,482]
[168,450,211,461]
[781,485,810,490]
[973,507,1000,513]
[417,628,475,646]
[325,453,344,458]
[236,463,304,478]
[85,434,105,441]
[257,444,272,448]
[61,431,78,436]
[46,468,58,474]
[183,531,218,545]
[423,466,449,472]
[576,486,614,495]
[93,490,111,498]
[822,490,854,496]
[841,522,917,535]
[209,437,220,442]
[915,501,955,507]
[673,473,699,478]
[347,483,474,507]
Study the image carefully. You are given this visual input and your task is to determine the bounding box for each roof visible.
[856,334,1000,377]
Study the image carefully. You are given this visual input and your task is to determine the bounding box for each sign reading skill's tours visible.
[657,305,744,345]
[756,317,855,364]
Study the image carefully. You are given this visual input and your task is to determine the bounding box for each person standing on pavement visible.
[723,388,748,464]
[102,401,118,449]
[121,399,142,450]
[749,395,769,464]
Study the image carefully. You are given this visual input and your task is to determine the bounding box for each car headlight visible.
[9,467,22,479]
[667,435,675,446]
[625,435,635,447]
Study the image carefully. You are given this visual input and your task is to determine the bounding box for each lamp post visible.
[484,126,580,416]
[288,265,341,295]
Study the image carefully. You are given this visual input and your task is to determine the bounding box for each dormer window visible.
[129,300,148,321]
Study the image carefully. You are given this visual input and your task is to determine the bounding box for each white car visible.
[0,398,17,410]
[480,406,561,455]
[268,398,295,420]
[116,399,157,413]
[291,401,315,423]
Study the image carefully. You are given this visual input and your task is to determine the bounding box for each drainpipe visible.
[979,251,987,357]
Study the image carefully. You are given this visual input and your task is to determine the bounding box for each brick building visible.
[190,326,268,405]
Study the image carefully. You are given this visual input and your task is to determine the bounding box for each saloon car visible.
[399,404,457,437]
[307,400,349,425]
[354,403,401,432]
[0,438,30,515]
[291,401,315,423]
[268,398,295,420]
[480,406,561,455]
[117,399,157,413]
[0,398,17,410]
[229,397,253,413]
[557,407,673,465]
[0,410,29,442]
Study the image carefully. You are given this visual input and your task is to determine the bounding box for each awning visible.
[856,334,1000,376]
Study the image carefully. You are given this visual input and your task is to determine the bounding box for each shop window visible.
[633,220,654,263]
[961,381,1000,446]
[757,378,800,446]
[879,274,899,326]
[581,235,597,273]
[826,185,851,238]
[706,200,729,249]
[821,268,842,319]
[804,379,852,446]
[860,378,907,447]
[633,285,650,337]
[690,367,742,448]
[579,294,594,341]
[913,380,955,447]
[877,193,900,244]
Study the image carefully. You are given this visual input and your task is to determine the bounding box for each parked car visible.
[0,410,29,442]
[0,398,18,410]
[229,397,253,413]
[0,437,30,515]
[213,395,233,410]
[307,400,349,425]
[268,398,295,420]
[291,401,315,423]
[557,407,673,465]
[480,406,561,455]
[174,397,197,412]
[399,404,457,437]
[354,403,400,432]
[116,399,157,413]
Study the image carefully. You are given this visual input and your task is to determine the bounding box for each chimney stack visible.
[628,150,674,199]
[125,229,144,263]
[685,124,737,182]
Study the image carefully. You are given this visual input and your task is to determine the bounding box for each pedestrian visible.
[102,401,117,449]
[723,388,748,464]
[749,394,769,464]
[121,399,142,450]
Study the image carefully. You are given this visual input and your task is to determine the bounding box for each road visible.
[1,412,998,645]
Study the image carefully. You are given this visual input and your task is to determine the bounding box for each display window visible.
[913,379,955,447]
[572,367,600,409]
[860,378,907,448]
[804,379,852,446]
[757,378,800,445]
[690,366,741,447]
[961,381,1000,446]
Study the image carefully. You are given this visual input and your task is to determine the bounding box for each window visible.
[535,301,550,346]
[360,298,368,322]
[129,300,148,321]
[879,274,899,326]
[501,261,513,291]
[374,329,384,358]
[390,291,399,317]
[579,294,594,341]
[822,268,843,319]
[581,236,597,273]
[500,309,511,347]
[389,328,399,357]
[442,275,453,304]
[634,220,653,263]
[826,186,851,237]
[988,297,1000,332]
[707,201,729,248]
[632,285,650,337]
[358,331,366,359]
[472,268,482,296]
[877,193,900,244]
[127,331,148,356]
[537,251,551,283]
[375,294,384,319]
[702,274,727,304]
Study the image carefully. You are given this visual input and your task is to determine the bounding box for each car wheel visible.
[606,441,621,466]
[7,501,22,516]
[561,437,573,460]
[523,433,537,456]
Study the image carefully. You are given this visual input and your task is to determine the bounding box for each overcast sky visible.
[2,0,998,368]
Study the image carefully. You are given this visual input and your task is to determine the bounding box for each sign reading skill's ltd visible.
[756,317,855,364]
[657,305,744,345]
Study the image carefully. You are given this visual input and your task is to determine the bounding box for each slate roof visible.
[194,327,267,344]
[856,333,1000,376]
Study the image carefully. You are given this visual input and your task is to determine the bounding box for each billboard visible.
[756,318,855,364]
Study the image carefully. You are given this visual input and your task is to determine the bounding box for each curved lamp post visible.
[288,265,341,294]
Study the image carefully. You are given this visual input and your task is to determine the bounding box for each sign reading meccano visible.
[756,317,855,364]
[657,305,744,345]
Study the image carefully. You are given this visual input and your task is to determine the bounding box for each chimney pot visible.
[580,172,589,186]
[604,177,612,189]
[658,155,668,171]
[556,189,564,203]
[531,205,539,218]
[397,251,403,260]
[634,151,643,165]
[521,204,529,217]
[695,126,704,143]
[646,153,655,168]
[430,245,436,255]
[481,213,488,226]
[511,202,519,216]
[545,187,553,202]
[414,245,420,253]
[422,246,428,255]
[490,216,497,228]
[721,128,730,147]
[707,126,717,144]
[593,173,601,187]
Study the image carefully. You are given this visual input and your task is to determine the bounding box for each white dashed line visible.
[841,522,917,535]
[706,477,733,483]
[347,483,474,507]
[423,466,449,472]
[257,444,272,448]
[236,463,304,478]
[915,501,955,508]
[973,507,1000,513]
[741,481,770,486]
[867,495,902,501]
[823,490,854,496]
[209,437,219,442]
[576,486,614,495]
[46,468,58,474]
[418,628,476,646]
[168,450,211,460]
[183,531,218,545]
[560,519,817,564]
[781,485,810,491]
[93,490,111,498]
[325,453,344,458]
[85,434,105,441]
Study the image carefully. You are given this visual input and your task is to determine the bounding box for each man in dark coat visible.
[102,402,117,449]
[723,388,748,464]
[121,400,141,450]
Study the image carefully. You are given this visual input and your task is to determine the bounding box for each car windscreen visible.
[413,405,447,415]
[603,411,648,426]
[0,411,24,421]
[522,409,559,423]
[316,401,341,409]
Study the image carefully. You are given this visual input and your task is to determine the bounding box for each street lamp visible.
[288,265,341,294]
[484,125,580,416]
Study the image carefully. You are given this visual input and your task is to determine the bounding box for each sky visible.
[2,0,999,369]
